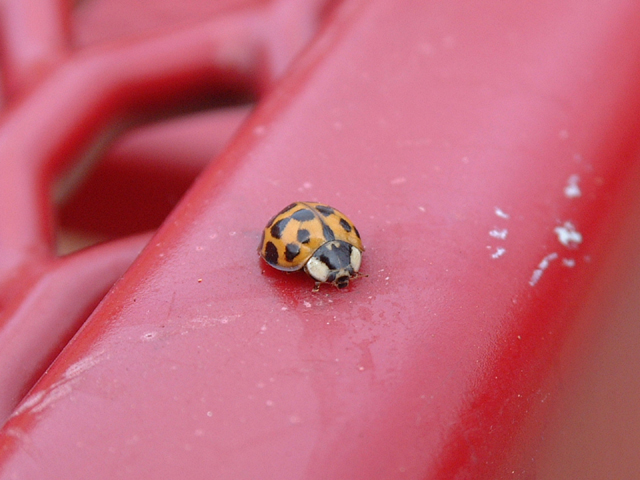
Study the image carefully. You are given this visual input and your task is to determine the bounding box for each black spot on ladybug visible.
[315,205,334,216]
[339,218,352,232]
[335,276,350,288]
[291,209,315,222]
[285,243,301,262]
[264,241,279,265]
[322,223,336,242]
[353,226,361,239]
[276,203,297,216]
[316,242,351,270]
[270,217,290,239]
[322,224,335,241]
[297,228,311,244]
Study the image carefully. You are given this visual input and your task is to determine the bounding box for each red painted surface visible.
[59,106,251,239]
[1,0,640,478]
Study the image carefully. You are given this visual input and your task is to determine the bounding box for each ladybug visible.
[259,202,364,290]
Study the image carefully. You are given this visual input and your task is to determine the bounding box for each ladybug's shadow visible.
[260,261,311,294]
[259,258,356,309]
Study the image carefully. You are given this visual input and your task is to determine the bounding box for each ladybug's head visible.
[305,241,362,289]
[334,274,351,289]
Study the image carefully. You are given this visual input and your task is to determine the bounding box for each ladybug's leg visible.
[312,282,321,293]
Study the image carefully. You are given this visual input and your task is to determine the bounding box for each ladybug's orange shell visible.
[259,202,364,272]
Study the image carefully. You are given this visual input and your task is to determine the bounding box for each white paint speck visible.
[418,206,425,212]
[489,229,508,240]
[529,270,544,287]
[564,175,581,198]
[391,177,407,185]
[303,301,312,308]
[529,253,559,286]
[538,253,558,270]
[554,222,582,248]
[562,258,576,267]
[494,207,510,219]
[491,247,506,259]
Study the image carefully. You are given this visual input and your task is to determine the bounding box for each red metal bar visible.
[59,106,251,239]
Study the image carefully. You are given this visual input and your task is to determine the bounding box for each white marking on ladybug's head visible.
[305,256,330,283]
[350,247,362,272]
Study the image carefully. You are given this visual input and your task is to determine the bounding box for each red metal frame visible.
[1,0,640,478]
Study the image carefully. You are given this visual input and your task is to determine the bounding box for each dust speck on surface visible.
[494,207,510,219]
[141,331,157,341]
[564,174,581,198]
[554,222,582,248]
[492,247,506,259]
[529,253,559,286]
[489,229,508,240]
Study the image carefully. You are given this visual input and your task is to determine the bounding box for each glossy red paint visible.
[1,0,640,479]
